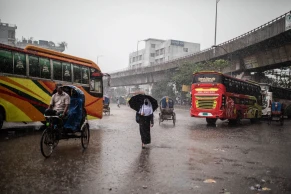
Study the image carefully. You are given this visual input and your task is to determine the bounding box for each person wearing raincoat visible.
[138,98,154,149]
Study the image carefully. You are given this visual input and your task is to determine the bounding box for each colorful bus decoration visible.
[190,71,262,124]
[0,43,109,129]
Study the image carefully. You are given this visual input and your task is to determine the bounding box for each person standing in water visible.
[139,98,154,149]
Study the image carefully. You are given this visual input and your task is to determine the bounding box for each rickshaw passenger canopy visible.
[160,96,174,108]
[271,102,283,113]
[62,86,85,131]
[103,96,110,105]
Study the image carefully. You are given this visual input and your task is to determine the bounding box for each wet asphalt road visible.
[1,105,291,194]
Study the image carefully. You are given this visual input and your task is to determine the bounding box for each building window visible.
[8,30,15,39]
[160,48,164,55]
[150,53,155,57]
[155,59,159,64]
[0,49,13,74]
[139,55,142,60]
[132,57,135,62]
[168,46,170,52]
[150,62,154,65]
[151,44,155,48]
[183,48,188,52]
[160,58,163,63]
[155,50,159,56]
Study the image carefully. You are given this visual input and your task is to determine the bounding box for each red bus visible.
[190,71,262,124]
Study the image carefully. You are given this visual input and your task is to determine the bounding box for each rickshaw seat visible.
[161,108,174,114]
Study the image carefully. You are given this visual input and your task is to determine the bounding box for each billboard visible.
[171,40,184,47]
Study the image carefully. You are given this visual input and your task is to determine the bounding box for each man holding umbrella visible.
[128,94,158,149]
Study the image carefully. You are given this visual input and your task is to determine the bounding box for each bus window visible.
[62,62,71,82]
[90,79,102,93]
[0,49,13,74]
[73,64,81,83]
[14,52,26,75]
[29,55,40,77]
[82,67,89,84]
[53,60,62,80]
[39,57,50,79]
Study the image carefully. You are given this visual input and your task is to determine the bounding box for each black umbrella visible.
[128,94,158,112]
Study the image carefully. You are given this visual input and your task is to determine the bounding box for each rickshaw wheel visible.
[40,128,57,158]
[0,112,3,130]
[267,116,271,125]
[280,118,284,126]
[159,113,161,125]
[81,123,90,149]
[173,113,176,126]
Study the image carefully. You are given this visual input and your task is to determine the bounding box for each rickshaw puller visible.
[49,86,70,117]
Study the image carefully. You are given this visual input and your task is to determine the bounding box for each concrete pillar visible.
[148,83,153,95]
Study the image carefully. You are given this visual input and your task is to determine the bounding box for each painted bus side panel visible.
[0,76,102,122]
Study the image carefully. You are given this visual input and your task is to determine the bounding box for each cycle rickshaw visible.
[40,85,90,158]
[159,96,176,126]
[268,101,284,126]
[103,96,110,115]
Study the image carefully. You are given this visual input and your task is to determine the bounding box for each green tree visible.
[151,79,175,100]
[58,41,68,48]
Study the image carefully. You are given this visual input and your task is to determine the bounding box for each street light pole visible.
[212,45,232,76]
[214,0,220,46]
[97,55,103,64]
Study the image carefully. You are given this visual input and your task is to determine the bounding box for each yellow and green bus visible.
[0,43,107,129]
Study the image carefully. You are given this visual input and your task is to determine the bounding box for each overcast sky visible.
[0,0,290,73]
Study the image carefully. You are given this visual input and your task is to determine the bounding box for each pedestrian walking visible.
[128,94,158,149]
[138,98,154,149]
[117,98,120,108]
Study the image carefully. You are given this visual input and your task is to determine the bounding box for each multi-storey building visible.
[0,19,65,52]
[0,19,17,46]
[129,38,200,68]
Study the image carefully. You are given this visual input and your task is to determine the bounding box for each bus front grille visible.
[195,96,217,109]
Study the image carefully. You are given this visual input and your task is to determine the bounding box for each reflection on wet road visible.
[1,105,291,193]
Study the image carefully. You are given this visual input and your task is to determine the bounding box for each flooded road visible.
[1,105,291,193]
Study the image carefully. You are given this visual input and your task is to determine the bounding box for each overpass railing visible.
[110,10,290,77]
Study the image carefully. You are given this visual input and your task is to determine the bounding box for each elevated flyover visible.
[110,11,291,87]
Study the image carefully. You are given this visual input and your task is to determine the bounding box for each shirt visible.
[50,92,70,112]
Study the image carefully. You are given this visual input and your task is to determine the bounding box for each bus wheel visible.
[280,117,284,126]
[229,112,241,125]
[250,111,258,124]
[0,108,4,130]
[206,118,217,125]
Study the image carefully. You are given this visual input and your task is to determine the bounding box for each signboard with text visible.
[171,40,184,47]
